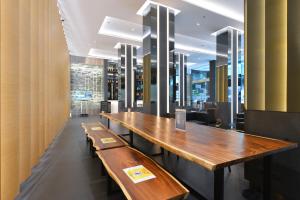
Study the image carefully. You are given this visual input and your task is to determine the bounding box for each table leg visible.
[107,118,110,129]
[214,168,224,200]
[129,130,133,147]
[263,155,272,200]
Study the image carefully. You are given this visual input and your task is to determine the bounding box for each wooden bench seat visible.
[81,122,105,135]
[82,122,127,150]
[97,146,189,200]
[87,130,127,151]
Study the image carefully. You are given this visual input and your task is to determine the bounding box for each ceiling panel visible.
[58,0,244,68]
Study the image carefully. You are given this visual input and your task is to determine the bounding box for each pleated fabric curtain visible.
[0,0,70,199]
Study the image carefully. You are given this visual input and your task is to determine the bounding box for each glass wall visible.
[191,69,210,103]
[70,63,105,116]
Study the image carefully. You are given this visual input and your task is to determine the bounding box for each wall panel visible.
[0,0,70,199]
[30,0,39,167]
[287,0,300,112]
[19,0,31,183]
[1,1,20,199]
[265,0,287,112]
[246,0,265,111]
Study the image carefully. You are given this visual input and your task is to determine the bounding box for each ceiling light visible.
[88,48,118,60]
[187,62,197,67]
[196,22,200,26]
[114,42,140,49]
[175,43,227,58]
[99,16,143,42]
[137,0,181,16]
[182,0,244,22]
[211,26,244,36]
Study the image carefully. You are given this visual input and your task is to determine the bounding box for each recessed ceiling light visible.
[175,43,227,58]
[187,62,197,67]
[88,48,118,60]
[196,22,200,26]
[131,28,135,32]
[114,42,140,49]
[211,26,244,36]
[137,0,181,16]
[98,16,144,42]
[182,0,244,22]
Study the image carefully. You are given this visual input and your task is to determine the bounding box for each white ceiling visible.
[58,0,244,70]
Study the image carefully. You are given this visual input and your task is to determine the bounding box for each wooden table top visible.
[101,112,298,171]
[97,146,189,200]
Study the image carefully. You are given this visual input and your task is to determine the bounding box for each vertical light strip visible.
[178,54,181,106]
[157,5,160,116]
[183,55,185,107]
[230,29,234,127]
[125,45,127,108]
[166,8,170,113]
[131,46,134,108]
[236,31,239,114]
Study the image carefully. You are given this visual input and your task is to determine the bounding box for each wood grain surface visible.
[81,122,104,135]
[87,131,127,151]
[81,122,127,150]
[97,146,189,200]
[101,112,298,171]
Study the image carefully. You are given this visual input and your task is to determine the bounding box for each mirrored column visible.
[176,53,188,108]
[215,27,243,128]
[117,43,137,110]
[140,2,177,116]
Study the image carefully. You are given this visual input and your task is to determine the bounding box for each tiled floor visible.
[17,116,259,200]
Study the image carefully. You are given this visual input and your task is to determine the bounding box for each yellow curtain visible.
[0,0,70,199]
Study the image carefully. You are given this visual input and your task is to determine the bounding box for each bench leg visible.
[107,175,113,195]
[89,141,93,154]
[263,155,272,200]
[107,118,110,129]
[228,166,231,173]
[129,130,133,147]
[89,142,97,158]
[92,148,97,158]
[101,161,106,176]
[214,168,224,200]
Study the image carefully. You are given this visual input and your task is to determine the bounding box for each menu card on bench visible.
[123,165,156,184]
[91,127,103,131]
[100,137,116,144]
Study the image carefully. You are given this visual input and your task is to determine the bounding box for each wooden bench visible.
[87,129,127,151]
[81,122,127,153]
[81,122,105,135]
[97,146,189,200]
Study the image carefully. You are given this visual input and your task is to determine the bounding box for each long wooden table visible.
[100,112,297,200]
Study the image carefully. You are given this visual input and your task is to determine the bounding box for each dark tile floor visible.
[16,116,260,200]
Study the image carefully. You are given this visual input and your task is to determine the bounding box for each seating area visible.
[81,122,189,200]
[2,1,300,200]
